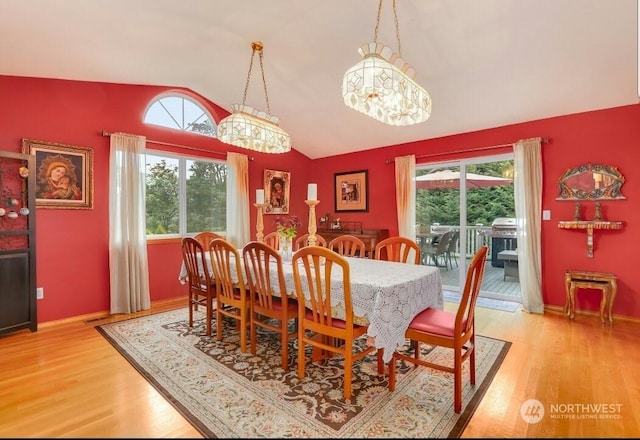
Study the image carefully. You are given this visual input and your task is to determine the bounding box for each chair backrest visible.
[194,231,225,249]
[446,230,460,253]
[263,231,280,250]
[374,236,421,264]
[208,238,246,299]
[294,233,328,250]
[291,245,354,328]
[328,234,366,258]
[436,230,454,253]
[242,241,287,310]
[181,237,213,291]
[457,245,489,335]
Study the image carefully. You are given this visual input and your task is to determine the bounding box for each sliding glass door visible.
[416,154,519,300]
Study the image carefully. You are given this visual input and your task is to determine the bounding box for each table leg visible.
[608,279,617,325]
[564,273,571,317]
[568,284,577,320]
[599,287,608,325]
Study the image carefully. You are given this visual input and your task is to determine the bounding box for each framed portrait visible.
[21,139,94,209]
[264,169,290,215]
[335,169,368,212]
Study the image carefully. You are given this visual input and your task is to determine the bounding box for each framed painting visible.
[334,169,368,212]
[264,169,290,214]
[21,139,94,209]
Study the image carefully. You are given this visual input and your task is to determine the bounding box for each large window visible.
[143,93,217,137]
[145,151,227,237]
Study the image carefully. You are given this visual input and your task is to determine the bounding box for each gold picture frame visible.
[335,169,368,212]
[22,139,94,209]
[264,169,290,215]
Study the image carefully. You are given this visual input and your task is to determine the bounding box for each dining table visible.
[179,253,443,363]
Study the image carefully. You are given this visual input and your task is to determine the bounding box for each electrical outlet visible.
[36,287,44,299]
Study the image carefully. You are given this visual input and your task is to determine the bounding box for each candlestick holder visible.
[305,199,320,246]
[254,203,267,242]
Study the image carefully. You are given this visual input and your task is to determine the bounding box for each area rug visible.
[96,308,510,438]
[444,290,521,313]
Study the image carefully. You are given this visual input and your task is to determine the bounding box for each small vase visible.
[279,235,294,262]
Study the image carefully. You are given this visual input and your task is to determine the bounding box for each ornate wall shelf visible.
[558,221,623,258]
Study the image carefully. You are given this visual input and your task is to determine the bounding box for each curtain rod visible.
[101,131,254,161]
[384,137,551,164]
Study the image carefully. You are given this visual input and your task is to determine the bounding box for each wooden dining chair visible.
[293,233,327,250]
[328,234,366,258]
[263,231,280,250]
[181,237,216,336]
[242,241,298,370]
[374,236,421,264]
[291,246,383,400]
[388,245,489,414]
[209,238,251,352]
[194,231,225,249]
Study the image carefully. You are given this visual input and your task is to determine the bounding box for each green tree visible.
[417,161,515,227]
[146,160,179,234]
[186,161,227,233]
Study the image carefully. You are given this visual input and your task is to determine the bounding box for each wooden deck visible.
[427,256,521,302]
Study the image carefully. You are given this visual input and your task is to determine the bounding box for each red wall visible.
[1,74,639,323]
[0,75,311,322]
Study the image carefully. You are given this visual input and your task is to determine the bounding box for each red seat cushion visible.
[408,308,457,338]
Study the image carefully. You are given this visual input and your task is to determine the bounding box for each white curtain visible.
[109,133,150,314]
[395,154,416,237]
[514,138,544,313]
[226,152,250,248]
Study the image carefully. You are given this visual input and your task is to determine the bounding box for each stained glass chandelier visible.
[342,0,432,126]
[217,42,291,154]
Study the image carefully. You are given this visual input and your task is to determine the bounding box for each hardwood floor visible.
[1,297,639,438]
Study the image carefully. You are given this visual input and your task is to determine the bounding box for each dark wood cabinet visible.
[317,225,389,258]
[0,151,37,335]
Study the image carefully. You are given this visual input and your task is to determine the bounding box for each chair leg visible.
[281,327,289,370]
[344,350,353,400]
[388,357,396,392]
[298,325,306,380]
[454,349,463,414]
[205,301,212,337]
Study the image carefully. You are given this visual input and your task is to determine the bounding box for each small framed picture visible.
[22,139,94,209]
[264,169,290,215]
[334,170,368,212]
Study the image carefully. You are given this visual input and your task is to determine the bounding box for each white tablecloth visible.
[179,256,442,362]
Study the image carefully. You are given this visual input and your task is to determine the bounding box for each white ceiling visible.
[0,0,638,159]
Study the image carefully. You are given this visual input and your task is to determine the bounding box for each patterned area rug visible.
[97,308,510,438]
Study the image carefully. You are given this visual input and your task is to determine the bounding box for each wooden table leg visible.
[568,283,577,320]
[608,279,617,325]
[599,287,608,325]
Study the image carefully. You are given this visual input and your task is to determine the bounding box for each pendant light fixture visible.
[342,0,432,126]
[217,41,291,154]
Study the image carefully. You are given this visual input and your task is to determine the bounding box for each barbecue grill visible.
[489,217,517,267]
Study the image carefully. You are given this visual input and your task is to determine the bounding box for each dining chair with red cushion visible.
[388,245,489,413]
[293,233,327,250]
[328,234,366,258]
[181,237,216,336]
[242,241,298,370]
[291,245,383,400]
[209,238,251,352]
[374,236,421,264]
[194,231,226,250]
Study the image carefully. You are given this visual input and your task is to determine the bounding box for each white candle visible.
[307,183,317,201]
[256,189,265,204]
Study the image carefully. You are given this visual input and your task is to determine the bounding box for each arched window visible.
[143,93,217,137]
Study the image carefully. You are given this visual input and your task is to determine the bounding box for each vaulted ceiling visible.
[1,0,637,159]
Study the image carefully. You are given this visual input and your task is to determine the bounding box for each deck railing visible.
[418,225,493,260]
